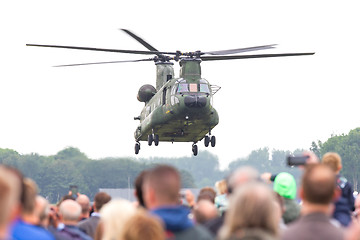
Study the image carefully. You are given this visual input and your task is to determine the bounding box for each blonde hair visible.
[215,179,228,195]
[322,152,342,172]
[122,209,165,240]
[219,182,279,239]
[100,199,136,240]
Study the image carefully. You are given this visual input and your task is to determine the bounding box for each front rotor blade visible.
[204,44,277,55]
[26,44,176,55]
[54,58,155,67]
[201,52,315,61]
[121,29,159,52]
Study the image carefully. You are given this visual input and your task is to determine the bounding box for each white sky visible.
[1,0,359,169]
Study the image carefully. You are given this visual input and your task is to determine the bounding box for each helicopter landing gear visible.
[148,134,153,146]
[148,134,159,146]
[192,143,198,156]
[135,142,140,154]
[154,134,159,146]
[204,134,216,147]
[204,136,210,147]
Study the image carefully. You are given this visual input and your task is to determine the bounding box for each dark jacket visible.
[77,215,100,239]
[333,175,355,226]
[151,205,213,240]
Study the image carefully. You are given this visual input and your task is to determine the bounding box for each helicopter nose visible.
[184,95,207,108]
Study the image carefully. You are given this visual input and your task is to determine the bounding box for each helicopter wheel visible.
[192,144,198,156]
[154,134,159,146]
[210,136,216,147]
[148,134,153,146]
[204,136,210,147]
[135,142,140,154]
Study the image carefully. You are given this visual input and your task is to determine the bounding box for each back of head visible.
[215,179,228,195]
[100,199,136,240]
[59,199,81,223]
[122,210,165,240]
[134,170,148,208]
[94,192,111,212]
[144,165,181,205]
[0,166,20,227]
[321,152,342,172]
[197,187,217,203]
[219,182,278,239]
[227,166,259,194]
[76,194,90,214]
[22,178,38,215]
[302,163,336,205]
[273,172,297,200]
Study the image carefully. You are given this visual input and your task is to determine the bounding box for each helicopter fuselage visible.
[134,58,219,143]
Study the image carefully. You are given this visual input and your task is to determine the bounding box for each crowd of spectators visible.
[1,151,360,240]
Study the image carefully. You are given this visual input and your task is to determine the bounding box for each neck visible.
[301,201,332,216]
[0,226,8,239]
[22,214,39,225]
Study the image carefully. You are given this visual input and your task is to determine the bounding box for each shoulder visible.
[175,225,214,240]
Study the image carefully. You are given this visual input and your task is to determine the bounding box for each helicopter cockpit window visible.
[177,83,189,93]
[199,84,210,93]
[189,84,198,92]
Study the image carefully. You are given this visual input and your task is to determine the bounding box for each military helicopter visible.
[27,29,314,156]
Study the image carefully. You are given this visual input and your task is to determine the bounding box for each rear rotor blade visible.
[53,58,155,67]
[204,44,277,55]
[26,44,176,55]
[201,52,315,61]
[121,29,159,52]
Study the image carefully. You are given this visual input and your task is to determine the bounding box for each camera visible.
[287,155,309,166]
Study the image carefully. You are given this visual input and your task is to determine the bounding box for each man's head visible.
[76,194,90,218]
[134,170,148,208]
[36,196,50,227]
[0,166,20,233]
[21,178,38,216]
[94,192,111,212]
[300,163,336,205]
[321,152,342,173]
[143,165,181,209]
[59,199,81,225]
[227,166,259,194]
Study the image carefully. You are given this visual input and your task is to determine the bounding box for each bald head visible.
[228,166,259,193]
[76,194,90,216]
[302,164,336,204]
[59,199,81,224]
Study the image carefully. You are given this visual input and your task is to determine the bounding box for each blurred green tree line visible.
[1,127,359,203]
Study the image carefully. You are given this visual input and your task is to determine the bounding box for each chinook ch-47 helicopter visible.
[27,29,314,156]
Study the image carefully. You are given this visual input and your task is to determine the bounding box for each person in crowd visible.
[218,182,280,240]
[76,195,91,221]
[197,187,217,203]
[204,166,260,236]
[193,199,219,224]
[322,152,355,226]
[281,163,344,240]
[11,178,55,240]
[78,192,111,239]
[0,166,20,240]
[143,165,213,240]
[36,196,51,228]
[57,199,92,240]
[273,172,301,224]
[122,209,165,240]
[214,179,229,214]
[98,199,137,240]
[134,170,148,208]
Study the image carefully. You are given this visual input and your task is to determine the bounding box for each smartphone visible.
[287,155,309,166]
